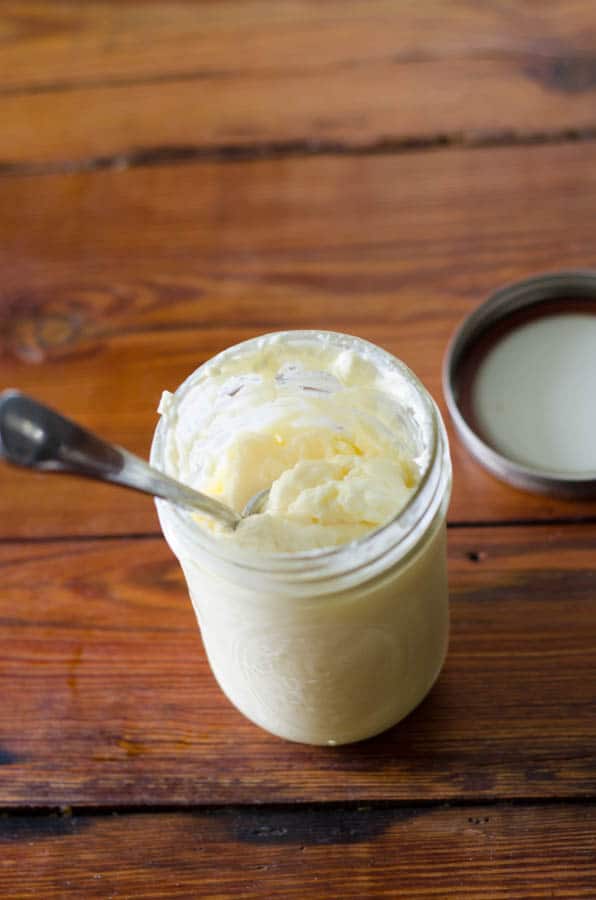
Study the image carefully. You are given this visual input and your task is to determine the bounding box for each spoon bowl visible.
[241,486,271,518]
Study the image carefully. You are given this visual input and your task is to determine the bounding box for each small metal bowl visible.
[443,270,596,498]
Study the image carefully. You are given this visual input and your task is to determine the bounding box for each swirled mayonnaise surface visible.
[158,334,422,552]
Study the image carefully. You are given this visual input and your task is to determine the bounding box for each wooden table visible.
[1,3,595,896]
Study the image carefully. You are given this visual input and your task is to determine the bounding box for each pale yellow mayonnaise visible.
[158,336,421,551]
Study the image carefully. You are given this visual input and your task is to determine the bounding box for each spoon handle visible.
[0,390,240,528]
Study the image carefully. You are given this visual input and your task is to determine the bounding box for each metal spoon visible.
[0,390,269,529]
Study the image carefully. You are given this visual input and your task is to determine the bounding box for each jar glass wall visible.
[151,331,452,745]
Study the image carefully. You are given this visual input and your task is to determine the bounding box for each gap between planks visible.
[2,126,596,179]
[1,796,595,818]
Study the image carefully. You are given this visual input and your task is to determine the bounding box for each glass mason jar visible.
[150,331,452,746]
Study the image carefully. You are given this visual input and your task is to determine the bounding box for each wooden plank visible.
[0,525,594,806]
[2,141,596,536]
[2,1,596,166]
[0,803,595,898]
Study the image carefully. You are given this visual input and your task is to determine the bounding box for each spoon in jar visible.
[0,390,270,529]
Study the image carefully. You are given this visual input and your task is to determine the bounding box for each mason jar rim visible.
[150,330,446,583]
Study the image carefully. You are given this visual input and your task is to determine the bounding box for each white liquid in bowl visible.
[472,313,596,474]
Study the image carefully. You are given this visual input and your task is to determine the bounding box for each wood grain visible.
[2,1,596,167]
[2,141,596,537]
[1,803,595,899]
[2,3,595,891]
[0,525,594,806]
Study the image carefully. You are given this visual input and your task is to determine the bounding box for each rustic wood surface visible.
[2,1,596,171]
[1,526,595,806]
[3,141,596,538]
[1,1,596,896]
[1,804,595,899]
